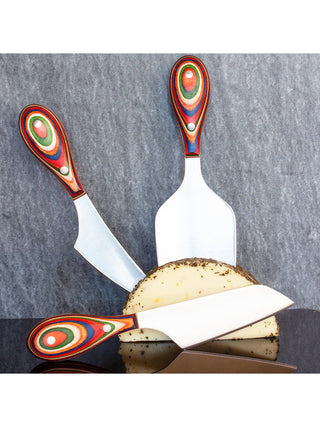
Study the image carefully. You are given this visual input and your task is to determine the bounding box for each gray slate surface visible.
[0,54,319,318]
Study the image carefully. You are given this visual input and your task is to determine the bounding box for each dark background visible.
[1,54,319,318]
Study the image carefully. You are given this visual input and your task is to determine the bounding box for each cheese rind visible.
[119,258,279,342]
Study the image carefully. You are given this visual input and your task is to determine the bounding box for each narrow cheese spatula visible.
[155,56,236,266]
[19,105,145,291]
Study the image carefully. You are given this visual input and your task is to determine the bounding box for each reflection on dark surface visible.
[31,361,112,374]
[0,318,125,373]
[32,351,296,374]
[0,309,319,373]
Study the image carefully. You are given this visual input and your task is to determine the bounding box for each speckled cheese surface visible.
[119,259,279,342]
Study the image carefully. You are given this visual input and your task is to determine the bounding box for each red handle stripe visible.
[19,105,85,199]
[169,56,210,156]
[27,314,138,360]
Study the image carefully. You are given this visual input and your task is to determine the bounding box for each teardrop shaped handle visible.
[169,56,210,157]
[27,313,138,360]
[19,104,85,199]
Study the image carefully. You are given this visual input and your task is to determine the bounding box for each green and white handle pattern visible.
[27,313,138,360]
[19,104,85,199]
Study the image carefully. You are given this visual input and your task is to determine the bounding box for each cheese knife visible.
[27,284,293,360]
[19,105,145,291]
[155,56,236,266]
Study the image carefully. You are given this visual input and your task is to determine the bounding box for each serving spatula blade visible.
[155,56,236,266]
[156,157,236,266]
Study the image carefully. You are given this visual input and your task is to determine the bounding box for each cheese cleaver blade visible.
[19,105,145,292]
[155,56,236,266]
[27,285,293,360]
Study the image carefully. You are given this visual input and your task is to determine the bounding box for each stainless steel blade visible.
[74,194,145,291]
[19,104,146,292]
[155,157,236,266]
[136,285,294,348]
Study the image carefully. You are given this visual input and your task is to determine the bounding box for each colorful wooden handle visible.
[169,56,210,156]
[19,104,85,199]
[27,313,138,360]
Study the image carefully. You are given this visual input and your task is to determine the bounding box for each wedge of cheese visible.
[119,258,279,342]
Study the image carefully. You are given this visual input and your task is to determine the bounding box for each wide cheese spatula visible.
[155,56,236,266]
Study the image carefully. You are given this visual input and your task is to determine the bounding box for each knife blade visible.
[18,104,145,291]
[27,284,293,360]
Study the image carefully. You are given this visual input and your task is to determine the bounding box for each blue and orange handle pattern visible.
[27,313,138,360]
[169,56,210,156]
[19,104,85,199]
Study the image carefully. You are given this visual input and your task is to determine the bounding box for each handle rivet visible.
[187,123,195,131]
[33,120,42,128]
[185,70,193,79]
[60,166,68,174]
[47,336,56,345]
[103,324,112,333]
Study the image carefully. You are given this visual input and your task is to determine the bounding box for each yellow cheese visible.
[119,258,279,342]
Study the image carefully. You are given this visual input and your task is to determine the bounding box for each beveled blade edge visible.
[137,285,294,348]
[73,195,145,291]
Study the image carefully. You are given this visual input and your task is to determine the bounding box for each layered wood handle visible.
[19,104,85,199]
[169,56,210,156]
[27,313,138,360]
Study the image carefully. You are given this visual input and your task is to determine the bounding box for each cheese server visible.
[19,105,145,292]
[155,56,236,266]
[27,285,293,360]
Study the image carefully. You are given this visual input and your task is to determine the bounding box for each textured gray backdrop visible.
[0,54,319,318]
